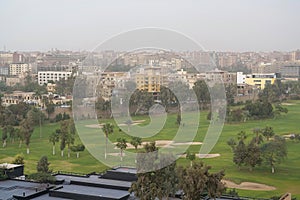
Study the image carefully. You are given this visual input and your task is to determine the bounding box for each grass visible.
[1,100,300,198]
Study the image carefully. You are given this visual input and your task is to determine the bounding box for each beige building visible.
[204,69,237,85]
[97,72,127,101]
[2,91,41,106]
[135,67,168,93]
[9,63,30,76]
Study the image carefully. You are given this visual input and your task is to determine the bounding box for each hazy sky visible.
[0,0,299,52]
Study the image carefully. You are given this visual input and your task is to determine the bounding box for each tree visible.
[261,135,287,173]
[186,150,196,167]
[116,138,127,162]
[59,120,69,157]
[130,143,178,200]
[176,113,181,125]
[177,162,225,200]
[46,103,55,119]
[12,153,25,165]
[2,126,8,148]
[66,120,76,158]
[20,117,34,154]
[102,123,114,159]
[49,129,60,155]
[244,141,262,171]
[262,126,275,141]
[37,156,50,173]
[252,127,263,144]
[7,125,16,143]
[193,80,211,110]
[130,136,142,163]
[70,144,85,158]
[233,140,247,170]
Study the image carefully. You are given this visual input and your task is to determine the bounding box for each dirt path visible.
[222,180,276,191]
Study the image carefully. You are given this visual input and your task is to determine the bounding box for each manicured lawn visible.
[1,100,300,198]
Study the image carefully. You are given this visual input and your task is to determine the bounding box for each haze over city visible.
[0,0,300,52]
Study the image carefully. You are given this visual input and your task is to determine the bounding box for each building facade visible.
[38,71,72,85]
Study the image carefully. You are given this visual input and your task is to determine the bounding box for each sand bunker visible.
[114,140,202,149]
[179,153,220,158]
[222,180,276,191]
[107,153,126,156]
[85,120,146,129]
[118,120,146,127]
[85,123,105,129]
[281,103,295,106]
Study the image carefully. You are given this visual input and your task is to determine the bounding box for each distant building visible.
[0,52,13,65]
[237,72,277,90]
[204,69,237,85]
[135,67,168,94]
[5,77,22,87]
[46,83,56,93]
[0,66,9,76]
[38,71,72,85]
[1,91,41,106]
[9,63,30,76]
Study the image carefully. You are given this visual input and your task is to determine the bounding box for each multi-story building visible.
[204,69,237,85]
[38,71,72,85]
[237,72,277,90]
[135,67,168,94]
[98,72,127,101]
[0,52,13,65]
[9,63,30,76]
[0,66,9,76]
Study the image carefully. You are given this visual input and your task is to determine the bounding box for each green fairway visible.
[1,101,300,198]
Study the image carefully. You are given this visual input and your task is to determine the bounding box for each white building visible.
[38,71,72,85]
[9,63,30,76]
[237,72,246,84]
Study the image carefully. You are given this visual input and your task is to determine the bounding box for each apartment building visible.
[135,67,168,93]
[38,71,72,85]
[237,72,277,90]
[9,63,30,76]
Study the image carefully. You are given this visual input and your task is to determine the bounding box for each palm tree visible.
[116,138,127,162]
[130,136,142,163]
[102,123,114,159]
[49,129,60,155]
[186,150,196,166]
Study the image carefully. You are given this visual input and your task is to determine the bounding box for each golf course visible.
[1,100,300,199]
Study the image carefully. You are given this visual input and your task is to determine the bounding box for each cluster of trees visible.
[227,127,287,173]
[55,112,70,122]
[101,122,143,161]
[226,101,288,123]
[49,119,84,158]
[130,142,225,200]
[0,75,47,94]
[1,108,37,154]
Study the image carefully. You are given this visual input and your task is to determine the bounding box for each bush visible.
[27,172,55,183]
[12,153,25,165]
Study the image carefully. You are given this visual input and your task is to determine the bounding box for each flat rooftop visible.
[0,163,23,169]
[50,185,130,199]
[0,180,49,200]
[55,174,132,189]
[112,167,137,174]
